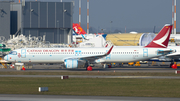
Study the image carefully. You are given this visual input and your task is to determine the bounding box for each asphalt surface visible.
[1,64,180,73]
[0,94,180,101]
[0,75,180,79]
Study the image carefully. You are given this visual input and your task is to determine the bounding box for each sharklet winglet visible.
[106,46,114,55]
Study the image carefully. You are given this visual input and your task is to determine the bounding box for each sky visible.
[13,0,180,33]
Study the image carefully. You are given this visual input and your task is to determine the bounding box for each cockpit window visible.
[9,51,17,55]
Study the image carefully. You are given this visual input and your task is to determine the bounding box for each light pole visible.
[110,21,113,33]
[57,20,59,43]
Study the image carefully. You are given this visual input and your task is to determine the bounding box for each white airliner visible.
[4,24,174,69]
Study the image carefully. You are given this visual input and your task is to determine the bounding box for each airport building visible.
[0,1,73,44]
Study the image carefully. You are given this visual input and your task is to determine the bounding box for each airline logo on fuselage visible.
[153,28,169,47]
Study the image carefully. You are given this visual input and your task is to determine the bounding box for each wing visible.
[79,46,113,62]
[64,46,113,62]
[166,53,180,59]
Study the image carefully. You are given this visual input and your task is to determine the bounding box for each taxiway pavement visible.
[0,94,180,101]
[0,75,180,79]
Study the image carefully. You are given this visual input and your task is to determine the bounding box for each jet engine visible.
[158,56,172,62]
[64,59,86,68]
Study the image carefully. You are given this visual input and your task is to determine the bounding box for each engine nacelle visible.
[158,56,172,61]
[64,59,85,68]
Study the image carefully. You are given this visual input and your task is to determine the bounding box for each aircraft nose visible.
[4,55,8,61]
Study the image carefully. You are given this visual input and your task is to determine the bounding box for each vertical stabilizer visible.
[145,24,173,48]
[73,23,87,35]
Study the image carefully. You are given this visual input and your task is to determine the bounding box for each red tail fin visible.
[145,24,173,48]
[72,23,87,35]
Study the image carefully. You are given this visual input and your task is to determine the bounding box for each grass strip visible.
[0,77,180,97]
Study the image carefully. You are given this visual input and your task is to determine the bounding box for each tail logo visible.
[153,28,170,47]
[73,26,82,34]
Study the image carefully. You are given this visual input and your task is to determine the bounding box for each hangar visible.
[0,0,73,44]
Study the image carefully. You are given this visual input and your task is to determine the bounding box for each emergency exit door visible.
[21,49,26,58]
[143,49,148,57]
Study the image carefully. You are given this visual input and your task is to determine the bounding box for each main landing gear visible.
[85,61,92,71]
